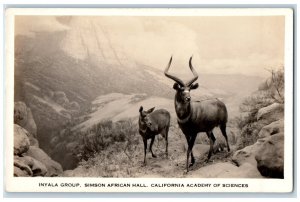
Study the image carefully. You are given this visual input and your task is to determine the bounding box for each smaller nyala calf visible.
[138,106,171,165]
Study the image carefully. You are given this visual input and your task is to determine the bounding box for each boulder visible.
[232,139,265,166]
[14,102,37,138]
[14,156,47,177]
[236,163,264,178]
[258,119,284,139]
[24,146,63,177]
[193,144,210,157]
[14,166,32,177]
[256,103,284,124]
[14,102,28,126]
[29,137,39,147]
[14,156,33,177]
[188,162,263,178]
[255,133,284,178]
[14,124,30,155]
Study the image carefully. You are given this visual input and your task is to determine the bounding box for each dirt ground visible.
[64,123,237,178]
[133,129,235,178]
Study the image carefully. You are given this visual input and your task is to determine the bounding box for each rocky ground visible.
[63,102,284,178]
[13,101,284,179]
[14,102,63,177]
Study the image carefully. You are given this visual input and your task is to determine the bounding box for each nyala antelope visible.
[164,56,230,172]
[138,106,170,165]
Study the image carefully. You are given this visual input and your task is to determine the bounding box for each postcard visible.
[5,8,293,192]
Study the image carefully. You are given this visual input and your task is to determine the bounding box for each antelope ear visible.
[139,106,143,113]
[147,107,155,113]
[190,83,199,90]
[173,83,182,90]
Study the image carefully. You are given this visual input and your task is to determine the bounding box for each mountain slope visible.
[73,93,175,131]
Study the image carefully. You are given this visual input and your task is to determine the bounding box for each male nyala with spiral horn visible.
[164,56,230,172]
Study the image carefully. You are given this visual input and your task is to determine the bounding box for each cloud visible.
[95,16,284,77]
[15,16,69,37]
[202,53,283,76]
[16,15,284,77]
[96,17,201,73]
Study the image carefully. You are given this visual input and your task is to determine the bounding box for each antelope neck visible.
[138,119,148,133]
[175,94,192,124]
[139,127,147,133]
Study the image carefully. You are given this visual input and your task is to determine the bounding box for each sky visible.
[15,15,285,77]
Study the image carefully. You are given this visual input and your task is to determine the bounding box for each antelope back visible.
[189,99,228,130]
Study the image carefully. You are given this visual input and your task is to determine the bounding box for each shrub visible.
[235,68,284,149]
[79,119,139,161]
[259,68,284,104]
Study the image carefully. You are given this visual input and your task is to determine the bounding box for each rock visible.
[14,156,47,177]
[14,166,32,177]
[14,156,33,177]
[62,170,77,177]
[232,139,265,166]
[257,103,284,124]
[29,137,39,147]
[62,166,91,177]
[24,156,48,176]
[24,146,63,177]
[14,102,28,126]
[236,163,264,178]
[14,102,37,138]
[255,133,284,178]
[188,162,263,178]
[14,124,30,155]
[193,144,210,157]
[258,119,284,139]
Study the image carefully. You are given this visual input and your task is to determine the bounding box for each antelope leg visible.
[191,151,195,165]
[186,135,197,171]
[164,128,169,157]
[143,138,147,165]
[150,136,157,158]
[220,124,230,152]
[206,131,214,162]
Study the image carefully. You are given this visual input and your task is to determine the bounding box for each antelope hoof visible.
[189,162,194,168]
[152,154,157,158]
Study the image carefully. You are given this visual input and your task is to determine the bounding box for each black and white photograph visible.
[5,8,293,192]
